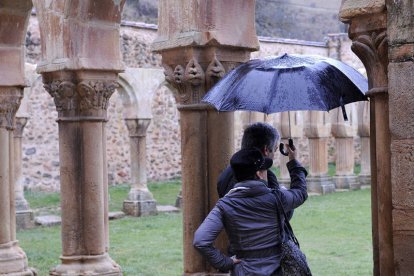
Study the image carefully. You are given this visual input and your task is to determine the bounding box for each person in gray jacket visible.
[193,145,308,275]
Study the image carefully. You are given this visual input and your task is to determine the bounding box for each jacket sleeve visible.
[193,204,234,272]
[276,159,308,212]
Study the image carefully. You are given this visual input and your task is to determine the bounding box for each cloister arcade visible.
[0,0,413,275]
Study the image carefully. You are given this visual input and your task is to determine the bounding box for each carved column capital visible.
[347,12,388,95]
[0,87,23,130]
[42,71,118,120]
[124,118,151,138]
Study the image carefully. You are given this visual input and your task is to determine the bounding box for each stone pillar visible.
[387,1,414,275]
[123,118,157,216]
[42,71,121,275]
[14,116,34,229]
[117,68,165,215]
[152,1,259,273]
[278,111,303,187]
[0,88,34,275]
[14,63,37,230]
[304,111,335,194]
[331,104,360,190]
[357,101,371,186]
[0,0,35,274]
[32,0,125,274]
[340,1,392,274]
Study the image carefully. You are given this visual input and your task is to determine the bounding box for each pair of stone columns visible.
[153,1,259,273]
[0,88,35,275]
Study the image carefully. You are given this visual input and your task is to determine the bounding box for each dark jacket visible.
[194,159,308,275]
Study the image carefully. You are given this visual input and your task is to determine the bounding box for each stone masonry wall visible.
[22,15,365,191]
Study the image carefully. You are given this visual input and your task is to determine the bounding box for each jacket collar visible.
[226,180,270,197]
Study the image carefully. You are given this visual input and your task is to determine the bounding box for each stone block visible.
[359,174,371,187]
[153,0,259,51]
[393,209,414,232]
[333,175,360,190]
[387,0,414,44]
[393,232,414,276]
[16,210,35,230]
[388,62,414,139]
[391,140,414,208]
[307,176,335,195]
[123,200,158,217]
[339,0,385,21]
[0,13,29,45]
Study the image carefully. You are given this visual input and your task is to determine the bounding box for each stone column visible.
[153,1,258,273]
[331,104,360,190]
[14,116,34,229]
[0,88,34,275]
[42,71,121,276]
[123,118,157,216]
[340,2,392,275]
[278,111,303,187]
[33,0,125,274]
[304,111,335,194]
[357,101,371,186]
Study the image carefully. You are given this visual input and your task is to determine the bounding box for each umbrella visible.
[202,53,368,155]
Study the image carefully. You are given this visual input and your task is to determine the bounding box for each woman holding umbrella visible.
[193,145,309,275]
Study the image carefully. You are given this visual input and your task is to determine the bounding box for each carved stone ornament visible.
[351,30,388,90]
[185,58,205,104]
[44,79,117,114]
[44,81,77,112]
[77,80,117,111]
[206,57,225,90]
[0,87,23,130]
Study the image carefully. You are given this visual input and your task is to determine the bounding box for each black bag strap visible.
[273,190,300,248]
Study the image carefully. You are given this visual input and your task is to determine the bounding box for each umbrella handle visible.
[279,138,296,156]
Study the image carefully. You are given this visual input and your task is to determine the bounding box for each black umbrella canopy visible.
[202,53,368,119]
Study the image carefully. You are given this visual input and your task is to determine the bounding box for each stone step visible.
[33,206,179,228]
[109,211,126,220]
[34,215,61,226]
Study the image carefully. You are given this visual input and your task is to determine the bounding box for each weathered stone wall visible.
[22,15,365,191]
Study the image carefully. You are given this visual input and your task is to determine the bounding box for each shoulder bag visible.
[274,191,312,276]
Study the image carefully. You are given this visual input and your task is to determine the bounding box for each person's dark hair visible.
[241,122,280,152]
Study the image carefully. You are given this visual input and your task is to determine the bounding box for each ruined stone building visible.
[0,0,413,275]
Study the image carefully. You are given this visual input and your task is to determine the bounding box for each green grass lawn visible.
[19,180,372,275]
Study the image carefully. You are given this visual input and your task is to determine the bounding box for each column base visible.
[123,200,158,217]
[16,210,35,230]
[359,174,371,187]
[50,253,122,276]
[0,241,35,275]
[333,175,360,190]
[123,188,158,216]
[307,175,335,195]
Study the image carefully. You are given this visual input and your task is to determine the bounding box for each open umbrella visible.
[202,53,368,155]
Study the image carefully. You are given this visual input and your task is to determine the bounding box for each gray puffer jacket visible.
[193,159,308,276]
